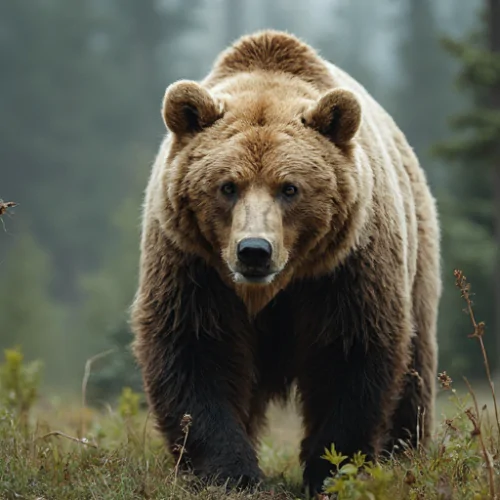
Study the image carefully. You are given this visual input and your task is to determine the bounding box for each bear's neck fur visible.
[233,271,294,318]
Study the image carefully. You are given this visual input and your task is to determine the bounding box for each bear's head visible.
[160,75,371,314]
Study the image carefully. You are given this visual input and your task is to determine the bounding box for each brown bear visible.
[131,30,441,495]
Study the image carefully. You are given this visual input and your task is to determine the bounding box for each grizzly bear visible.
[131,30,441,495]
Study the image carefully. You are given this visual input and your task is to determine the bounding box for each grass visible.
[0,389,499,500]
[0,271,499,499]
[0,391,305,499]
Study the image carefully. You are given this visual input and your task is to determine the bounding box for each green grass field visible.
[0,353,499,500]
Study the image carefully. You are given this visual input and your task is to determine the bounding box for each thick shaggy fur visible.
[131,31,441,495]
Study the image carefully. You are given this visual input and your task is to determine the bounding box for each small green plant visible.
[116,385,144,449]
[0,346,43,422]
[118,386,140,419]
[321,444,393,499]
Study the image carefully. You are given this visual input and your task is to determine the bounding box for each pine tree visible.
[394,0,459,187]
[78,151,147,400]
[0,0,136,299]
[0,0,200,303]
[314,0,380,96]
[434,0,500,376]
[79,0,201,403]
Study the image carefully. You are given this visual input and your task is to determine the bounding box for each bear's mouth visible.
[232,269,278,285]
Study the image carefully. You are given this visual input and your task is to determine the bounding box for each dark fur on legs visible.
[132,242,263,489]
[289,249,413,496]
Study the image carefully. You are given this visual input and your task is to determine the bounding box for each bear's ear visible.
[304,88,362,145]
[162,80,223,136]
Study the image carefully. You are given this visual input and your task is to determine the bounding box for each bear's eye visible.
[221,182,237,197]
[282,184,299,198]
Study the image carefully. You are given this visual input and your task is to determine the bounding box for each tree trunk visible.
[488,0,500,373]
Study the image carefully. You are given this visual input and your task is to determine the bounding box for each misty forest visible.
[2,0,500,498]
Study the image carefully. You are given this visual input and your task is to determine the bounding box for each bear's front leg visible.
[298,337,408,496]
[293,260,412,496]
[135,319,262,489]
[132,251,262,490]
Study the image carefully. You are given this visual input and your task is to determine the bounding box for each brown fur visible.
[131,30,440,495]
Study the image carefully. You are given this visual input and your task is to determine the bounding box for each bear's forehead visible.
[226,128,303,174]
[195,127,332,185]
[225,94,303,127]
[213,73,315,128]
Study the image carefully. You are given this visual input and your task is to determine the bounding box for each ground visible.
[1,382,499,500]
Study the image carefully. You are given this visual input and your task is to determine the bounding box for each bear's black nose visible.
[237,238,272,269]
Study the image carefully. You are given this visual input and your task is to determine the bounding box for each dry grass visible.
[0,385,498,499]
[0,399,304,500]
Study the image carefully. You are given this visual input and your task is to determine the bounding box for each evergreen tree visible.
[78,1,202,401]
[81,176,145,403]
[0,0,202,388]
[0,230,66,385]
[434,0,500,376]
[0,0,135,299]
[313,0,382,100]
[108,0,200,143]
[78,151,147,366]
[393,0,459,187]
[0,0,200,302]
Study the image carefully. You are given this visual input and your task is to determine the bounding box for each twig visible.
[454,270,500,438]
[463,377,496,499]
[173,414,192,487]
[0,200,17,231]
[80,349,115,437]
[463,377,483,428]
[142,408,152,455]
[437,426,450,462]
[416,405,421,452]
[484,406,496,453]
[37,430,97,448]
[0,200,17,216]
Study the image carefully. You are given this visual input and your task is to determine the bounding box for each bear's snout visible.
[233,237,276,285]
[237,237,272,269]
